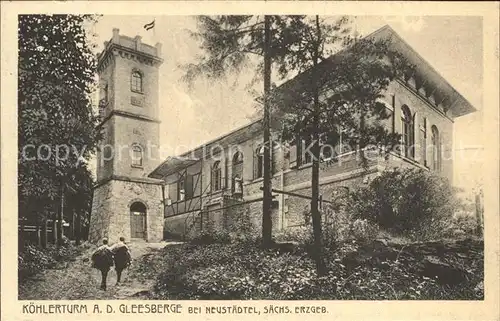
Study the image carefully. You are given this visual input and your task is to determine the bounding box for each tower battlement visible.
[97,28,163,73]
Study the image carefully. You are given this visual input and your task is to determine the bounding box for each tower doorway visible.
[130,201,147,239]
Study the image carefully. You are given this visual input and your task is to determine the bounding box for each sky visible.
[89,15,483,195]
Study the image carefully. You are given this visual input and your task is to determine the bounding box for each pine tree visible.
[183,15,308,247]
[273,17,410,274]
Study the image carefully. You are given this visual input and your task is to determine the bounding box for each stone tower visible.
[89,29,164,243]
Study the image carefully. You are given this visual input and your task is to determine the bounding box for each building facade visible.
[90,26,475,243]
[89,29,165,243]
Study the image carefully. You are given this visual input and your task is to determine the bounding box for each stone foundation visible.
[89,179,163,244]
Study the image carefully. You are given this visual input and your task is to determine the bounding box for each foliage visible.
[18,240,83,281]
[152,239,483,300]
[294,205,380,249]
[274,225,313,244]
[275,27,409,157]
[18,14,101,239]
[183,15,319,87]
[344,168,466,241]
[190,230,231,245]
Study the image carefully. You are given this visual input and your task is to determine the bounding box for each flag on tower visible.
[144,19,155,31]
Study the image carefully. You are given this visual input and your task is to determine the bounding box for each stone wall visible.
[89,179,163,244]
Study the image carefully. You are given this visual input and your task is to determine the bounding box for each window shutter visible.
[394,105,403,156]
[420,117,427,166]
[413,112,420,162]
[253,148,258,179]
[209,166,213,192]
[439,134,443,171]
[224,159,228,189]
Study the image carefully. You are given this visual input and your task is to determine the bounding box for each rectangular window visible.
[178,180,185,201]
[302,136,313,165]
[212,167,222,191]
[178,174,194,201]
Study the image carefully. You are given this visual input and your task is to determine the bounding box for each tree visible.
[18,14,101,247]
[182,15,307,248]
[272,17,410,275]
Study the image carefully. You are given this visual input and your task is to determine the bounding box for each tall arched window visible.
[131,145,143,167]
[401,105,414,158]
[211,161,222,191]
[131,71,143,93]
[431,125,440,171]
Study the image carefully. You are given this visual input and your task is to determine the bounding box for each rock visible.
[421,255,469,285]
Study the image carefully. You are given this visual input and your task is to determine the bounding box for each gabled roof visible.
[149,24,477,179]
[149,156,200,179]
[274,24,476,118]
[371,25,476,117]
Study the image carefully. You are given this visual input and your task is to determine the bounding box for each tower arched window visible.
[401,105,414,158]
[131,145,143,167]
[131,71,143,93]
[431,125,441,171]
[211,161,222,191]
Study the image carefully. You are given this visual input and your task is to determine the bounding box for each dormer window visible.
[131,71,143,93]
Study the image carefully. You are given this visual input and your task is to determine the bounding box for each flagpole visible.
[153,18,156,40]
[143,18,156,43]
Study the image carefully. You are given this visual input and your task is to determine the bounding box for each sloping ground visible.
[151,238,484,300]
[18,241,180,300]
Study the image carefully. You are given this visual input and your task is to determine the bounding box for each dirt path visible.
[19,241,182,300]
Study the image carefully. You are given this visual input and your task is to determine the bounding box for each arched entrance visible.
[130,201,147,239]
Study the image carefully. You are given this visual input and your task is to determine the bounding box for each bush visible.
[274,226,312,244]
[18,241,82,281]
[190,230,231,245]
[345,168,465,241]
[153,240,483,300]
[289,203,380,249]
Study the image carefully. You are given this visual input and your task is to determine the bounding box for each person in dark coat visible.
[110,236,132,285]
[91,238,114,290]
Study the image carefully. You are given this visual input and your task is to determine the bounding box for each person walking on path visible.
[91,238,114,290]
[110,236,132,285]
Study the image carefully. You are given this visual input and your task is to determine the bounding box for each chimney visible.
[112,28,120,43]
